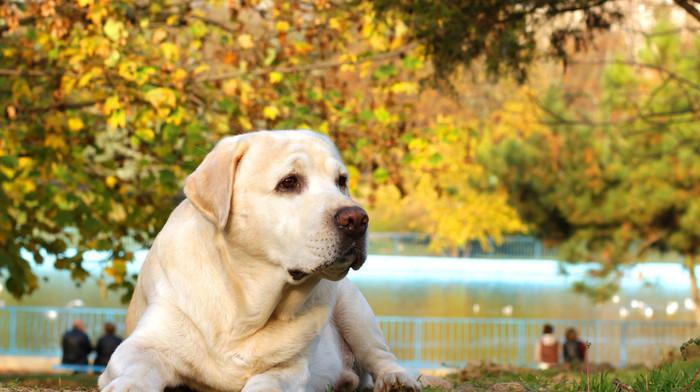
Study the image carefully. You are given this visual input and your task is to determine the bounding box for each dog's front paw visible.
[100,376,148,392]
[241,375,284,392]
[373,371,420,392]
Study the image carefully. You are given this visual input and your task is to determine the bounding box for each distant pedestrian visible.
[61,319,92,365]
[563,327,587,367]
[94,322,123,367]
[535,323,559,369]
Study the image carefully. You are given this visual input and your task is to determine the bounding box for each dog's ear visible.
[184,136,249,230]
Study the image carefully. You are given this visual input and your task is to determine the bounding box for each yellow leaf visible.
[268,71,283,84]
[0,166,15,179]
[238,115,253,130]
[68,117,84,132]
[6,105,16,120]
[193,64,209,76]
[238,34,254,49]
[103,18,124,42]
[45,134,67,150]
[107,110,126,128]
[156,107,172,119]
[369,34,387,51]
[108,201,127,222]
[18,157,33,170]
[76,0,92,8]
[160,42,179,62]
[166,15,179,26]
[318,121,330,134]
[166,107,184,125]
[118,61,138,81]
[395,20,408,38]
[275,21,290,33]
[223,79,238,95]
[263,105,279,120]
[293,41,313,55]
[54,193,76,211]
[390,82,418,95]
[103,95,120,115]
[135,127,155,142]
[329,18,341,30]
[105,176,117,188]
[104,50,120,67]
[19,179,36,194]
[172,68,188,82]
[88,5,107,26]
[152,28,167,44]
[145,87,177,108]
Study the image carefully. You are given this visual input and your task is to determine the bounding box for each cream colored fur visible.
[98,130,419,392]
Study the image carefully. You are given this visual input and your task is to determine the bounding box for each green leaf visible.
[372,167,389,183]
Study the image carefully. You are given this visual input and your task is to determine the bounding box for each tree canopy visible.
[482,20,700,322]
[373,0,700,83]
[0,0,524,299]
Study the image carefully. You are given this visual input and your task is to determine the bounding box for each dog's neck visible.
[213,232,329,336]
[273,276,323,321]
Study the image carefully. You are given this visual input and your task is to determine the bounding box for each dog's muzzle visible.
[287,206,369,282]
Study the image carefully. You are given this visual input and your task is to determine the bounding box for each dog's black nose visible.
[334,206,368,238]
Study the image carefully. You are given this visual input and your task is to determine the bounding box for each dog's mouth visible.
[288,242,366,282]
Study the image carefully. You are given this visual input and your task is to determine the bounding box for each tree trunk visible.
[686,255,700,326]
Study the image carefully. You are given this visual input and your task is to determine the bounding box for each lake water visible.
[1,254,697,323]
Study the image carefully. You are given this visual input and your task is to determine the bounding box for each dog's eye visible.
[337,175,348,190]
[276,174,301,193]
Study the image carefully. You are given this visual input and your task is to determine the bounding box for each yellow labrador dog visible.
[99,130,419,392]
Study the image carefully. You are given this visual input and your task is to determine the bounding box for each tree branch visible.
[570,59,700,91]
[23,99,104,113]
[0,69,47,77]
[673,0,700,23]
[0,16,36,35]
[187,14,237,34]
[196,44,417,82]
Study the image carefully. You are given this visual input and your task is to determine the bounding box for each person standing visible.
[94,322,123,367]
[534,323,559,369]
[61,319,93,365]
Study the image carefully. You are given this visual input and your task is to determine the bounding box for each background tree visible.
[373,0,700,83]
[482,21,700,323]
[0,0,523,299]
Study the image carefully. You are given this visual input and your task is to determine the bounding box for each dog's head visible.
[184,130,367,283]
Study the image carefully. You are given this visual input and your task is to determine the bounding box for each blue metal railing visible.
[369,233,560,259]
[1,307,697,369]
[368,233,683,261]
[0,306,126,356]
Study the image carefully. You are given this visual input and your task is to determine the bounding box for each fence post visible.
[9,307,17,353]
[517,321,526,366]
[414,319,423,368]
[534,240,542,258]
[619,321,627,368]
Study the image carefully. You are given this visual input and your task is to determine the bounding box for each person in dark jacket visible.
[94,322,123,367]
[563,327,587,367]
[61,319,93,365]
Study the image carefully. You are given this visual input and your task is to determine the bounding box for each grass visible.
[0,360,698,391]
[431,359,700,391]
[0,372,97,390]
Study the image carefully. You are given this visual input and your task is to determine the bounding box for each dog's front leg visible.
[98,304,188,392]
[98,338,177,392]
[334,279,420,392]
[242,356,311,392]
